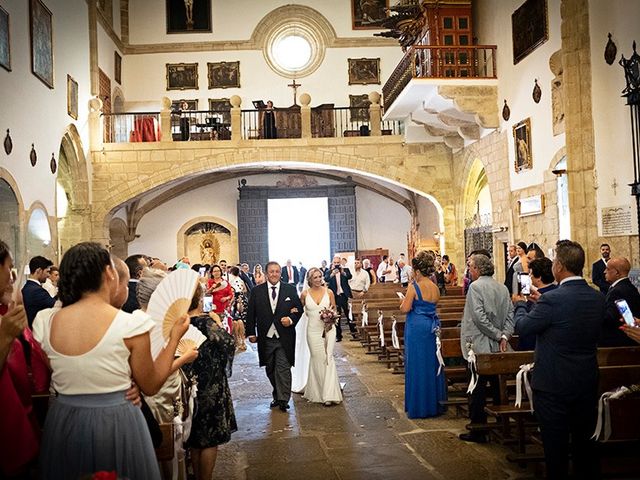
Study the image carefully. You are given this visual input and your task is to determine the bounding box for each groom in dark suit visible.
[246,261,304,411]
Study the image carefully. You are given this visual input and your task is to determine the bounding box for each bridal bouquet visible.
[320,307,337,338]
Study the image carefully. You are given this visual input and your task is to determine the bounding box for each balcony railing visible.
[383,45,497,113]
[101,105,402,144]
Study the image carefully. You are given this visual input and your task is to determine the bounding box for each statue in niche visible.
[549,50,565,136]
[275,174,319,188]
[199,233,220,265]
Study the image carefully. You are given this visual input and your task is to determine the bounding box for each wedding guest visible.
[35,242,189,480]
[385,256,397,283]
[362,259,377,285]
[206,265,234,315]
[253,264,266,286]
[263,100,277,139]
[510,242,529,295]
[324,257,354,342]
[400,251,446,418]
[300,268,342,405]
[319,260,329,277]
[442,255,458,287]
[22,255,55,327]
[349,258,371,297]
[42,265,59,298]
[184,285,237,480]
[229,266,248,351]
[591,243,611,294]
[376,255,392,283]
[397,258,411,287]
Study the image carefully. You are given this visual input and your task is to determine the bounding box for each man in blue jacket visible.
[514,240,604,479]
[21,256,55,327]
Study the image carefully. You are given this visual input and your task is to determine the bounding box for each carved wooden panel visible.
[328,195,357,255]
[237,198,269,267]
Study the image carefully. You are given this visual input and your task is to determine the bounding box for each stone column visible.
[369,92,382,136]
[230,95,242,142]
[560,0,598,259]
[89,97,103,151]
[159,97,173,142]
[300,92,311,139]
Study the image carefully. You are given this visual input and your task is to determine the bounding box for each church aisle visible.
[214,338,537,480]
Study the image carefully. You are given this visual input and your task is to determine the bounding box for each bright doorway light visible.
[268,197,330,269]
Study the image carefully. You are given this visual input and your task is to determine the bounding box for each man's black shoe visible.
[269,400,279,409]
[458,433,487,444]
[278,402,289,412]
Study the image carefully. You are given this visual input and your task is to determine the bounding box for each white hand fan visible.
[147,269,200,359]
[176,327,207,356]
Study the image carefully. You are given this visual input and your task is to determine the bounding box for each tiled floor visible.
[213,338,538,480]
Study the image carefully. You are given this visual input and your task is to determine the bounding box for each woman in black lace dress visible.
[184,286,237,480]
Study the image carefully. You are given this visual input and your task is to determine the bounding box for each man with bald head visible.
[600,256,640,346]
[111,256,131,309]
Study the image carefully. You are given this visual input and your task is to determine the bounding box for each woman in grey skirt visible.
[33,243,190,480]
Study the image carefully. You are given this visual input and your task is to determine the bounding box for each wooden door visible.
[99,69,113,142]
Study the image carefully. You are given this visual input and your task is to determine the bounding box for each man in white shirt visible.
[397,259,411,287]
[349,259,370,298]
[376,255,392,282]
[42,265,59,298]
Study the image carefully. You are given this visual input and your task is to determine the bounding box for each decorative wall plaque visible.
[502,99,511,121]
[3,129,12,154]
[518,194,544,217]
[604,33,617,65]
[50,152,56,174]
[602,205,638,235]
[30,144,37,166]
[532,79,541,103]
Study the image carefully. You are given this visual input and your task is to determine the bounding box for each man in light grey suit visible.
[459,253,514,443]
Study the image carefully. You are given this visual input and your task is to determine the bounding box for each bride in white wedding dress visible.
[298,268,343,405]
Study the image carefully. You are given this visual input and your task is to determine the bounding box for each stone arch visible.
[176,216,239,264]
[109,217,129,259]
[112,86,125,113]
[57,124,90,255]
[25,201,57,262]
[250,5,337,48]
[0,167,25,267]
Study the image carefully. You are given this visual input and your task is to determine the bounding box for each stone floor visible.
[213,338,539,480]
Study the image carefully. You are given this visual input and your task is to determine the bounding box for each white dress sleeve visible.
[119,310,155,339]
[32,307,58,345]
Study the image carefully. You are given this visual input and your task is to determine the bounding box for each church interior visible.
[1,0,640,478]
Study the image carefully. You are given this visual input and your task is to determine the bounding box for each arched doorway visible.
[0,177,21,262]
[462,158,493,257]
[25,203,56,261]
[57,125,90,256]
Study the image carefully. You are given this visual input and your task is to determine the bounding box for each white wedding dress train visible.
[291,313,310,394]
[302,289,343,403]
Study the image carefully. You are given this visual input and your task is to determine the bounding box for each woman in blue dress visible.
[400,251,447,419]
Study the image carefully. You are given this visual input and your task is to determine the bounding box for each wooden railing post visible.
[369,92,382,136]
[300,93,312,139]
[160,97,173,142]
[89,96,103,151]
[230,95,242,141]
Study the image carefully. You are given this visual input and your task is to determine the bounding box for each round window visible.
[273,35,312,71]
[264,23,324,79]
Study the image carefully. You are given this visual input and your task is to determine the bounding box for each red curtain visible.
[130,116,161,142]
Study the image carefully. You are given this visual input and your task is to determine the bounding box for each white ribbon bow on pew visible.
[466,346,478,394]
[391,317,400,349]
[378,311,385,347]
[515,362,535,412]
[361,306,369,327]
[348,302,353,322]
[592,386,630,442]
[435,335,444,376]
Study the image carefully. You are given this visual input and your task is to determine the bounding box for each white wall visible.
[589,0,640,234]
[0,0,91,217]
[475,0,565,190]
[127,174,422,264]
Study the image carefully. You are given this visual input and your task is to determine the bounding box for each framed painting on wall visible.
[114,51,121,84]
[349,94,371,122]
[166,0,212,33]
[166,63,199,90]
[209,98,232,123]
[30,0,54,88]
[207,61,240,89]
[513,118,533,172]
[512,0,548,64]
[171,99,198,112]
[0,5,10,72]
[348,58,380,85]
[67,75,78,120]
[351,0,388,30]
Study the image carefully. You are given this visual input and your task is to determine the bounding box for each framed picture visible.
[349,94,371,122]
[518,195,544,217]
[67,74,78,120]
[348,58,380,85]
[207,61,240,89]
[30,0,54,88]
[166,63,199,90]
[114,51,121,84]
[513,118,533,172]
[0,5,10,72]
[209,98,231,123]
[351,0,388,30]
[166,0,211,34]
[170,99,198,112]
[512,0,548,64]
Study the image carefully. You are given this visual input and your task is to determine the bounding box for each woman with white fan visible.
[35,242,191,480]
[183,283,237,480]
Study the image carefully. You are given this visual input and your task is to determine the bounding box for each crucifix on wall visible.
[288,79,301,106]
